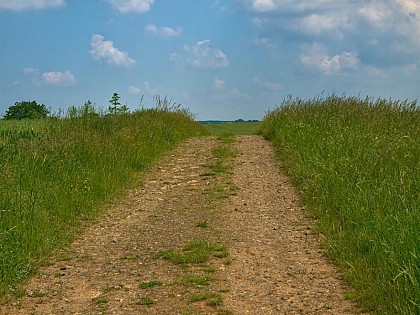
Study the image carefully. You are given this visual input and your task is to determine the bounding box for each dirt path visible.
[1,136,361,315]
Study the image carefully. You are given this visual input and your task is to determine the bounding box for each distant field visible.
[203,122,261,136]
[259,95,420,315]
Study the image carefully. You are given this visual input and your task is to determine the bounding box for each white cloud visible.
[23,67,40,75]
[300,42,359,75]
[212,87,253,102]
[128,85,141,95]
[184,40,229,69]
[42,70,77,86]
[0,0,64,10]
[298,12,353,38]
[145,24,182,37]
[90,34,136,67]
[242,0,340,13]
[105,0,154,13]
[358,2,394,30]
[212,76,225,90]
[23,68,77,86]
[254,37,276,48]
[250,0,276,12]
[253,76,283,91]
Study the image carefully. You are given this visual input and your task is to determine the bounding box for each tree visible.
[108,93,128,114]
[3,101,50,120]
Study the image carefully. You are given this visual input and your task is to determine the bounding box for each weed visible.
[135,297,155,305]
[92,295,109,305]
[139,280,163,289]
[155,240,228,265]
[181,274,212,287]
[196,220,209,228]
[188,291,221,304]
[217,308,233,315]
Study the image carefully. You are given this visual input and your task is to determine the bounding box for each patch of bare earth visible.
[1,135,364,315]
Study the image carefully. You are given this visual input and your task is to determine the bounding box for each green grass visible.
[188,291,222,306]
[196,220,209,228]
[181,274,212,287]
[155,240,228,265]
[259,94,420,315]
[139,280,163,289]
[203,122,260,135]
[0,108,207,296]
[135,297,155,305]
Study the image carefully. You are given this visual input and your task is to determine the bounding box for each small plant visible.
[92,295,109,305]
[196,220,209,228]
[189,292,223,307]
[139,280,163,289]
[217,308,233,315]
[136,297,155,305]
[154,240,228,265]
[181,274,212,287]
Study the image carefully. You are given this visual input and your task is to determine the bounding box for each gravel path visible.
[0,135,362,315]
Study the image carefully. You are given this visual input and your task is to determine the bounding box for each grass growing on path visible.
[0,109,207,296]
[259,95,420,314]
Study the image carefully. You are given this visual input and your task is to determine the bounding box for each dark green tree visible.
[108,93,128,114]
[3,101,50,120]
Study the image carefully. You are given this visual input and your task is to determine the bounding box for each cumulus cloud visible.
[242,0,340,13]
[212,76,225,90]
[250,0,277,12]
[127,82,160,96]
[0,0,64,10]
[300,42,359,75]
[105,0,154,13]
[23,68,77,86]
[357,2,394,30]
[184,40,229,69]
[128,85,141,95]
[42,70,77,86]
[298,12,353,38]
[252,76,283,91]
[145,24,182,37]
[90,34,136,67]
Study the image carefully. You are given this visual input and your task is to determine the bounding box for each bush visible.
[3,101,50,120]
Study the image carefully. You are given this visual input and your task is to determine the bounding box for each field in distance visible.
[202,121,261,136]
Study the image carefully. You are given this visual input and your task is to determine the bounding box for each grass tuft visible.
[139,280,163,289]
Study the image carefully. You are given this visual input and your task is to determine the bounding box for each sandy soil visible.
[0,135,364,315]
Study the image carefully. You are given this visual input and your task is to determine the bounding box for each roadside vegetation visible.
[0,96,207,296]
[259,95,420,314]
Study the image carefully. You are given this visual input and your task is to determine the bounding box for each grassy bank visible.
[258,95,419,314]
[0,108,207,295]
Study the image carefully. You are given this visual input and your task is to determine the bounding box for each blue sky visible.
[0,0,419,120]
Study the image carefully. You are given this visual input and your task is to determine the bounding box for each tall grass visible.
[259,95,419,314]
[0,107,207,295]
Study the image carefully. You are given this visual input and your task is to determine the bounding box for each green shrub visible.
[3,101,50,120]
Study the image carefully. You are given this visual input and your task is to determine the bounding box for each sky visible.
[0,0,419,120]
